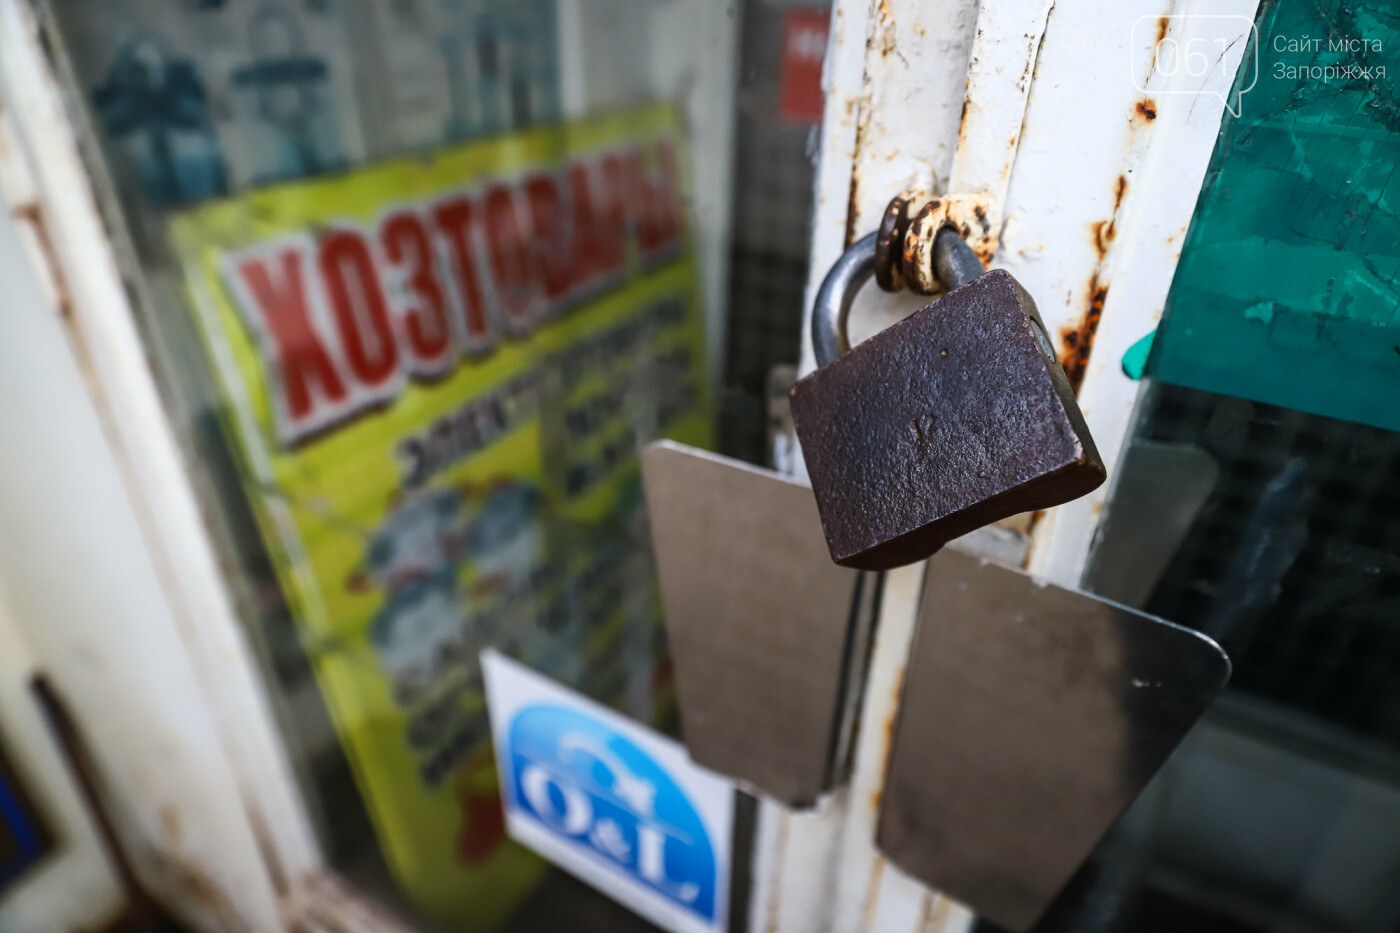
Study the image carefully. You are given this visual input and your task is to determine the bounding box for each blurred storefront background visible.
[10,2,826,930]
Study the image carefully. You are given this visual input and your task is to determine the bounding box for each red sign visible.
[780,7,831,124]
[224,141,684,446]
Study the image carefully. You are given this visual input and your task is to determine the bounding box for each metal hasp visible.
[792,248,1106,570]
[877,547,1232,932]
[641,441,872,806]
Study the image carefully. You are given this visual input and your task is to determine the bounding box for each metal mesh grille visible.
[718,2,825,465]
[1136,381,1400,745]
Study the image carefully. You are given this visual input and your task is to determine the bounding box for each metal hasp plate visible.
[877,547,1231,932]
[642,441,867,806]
[790,269,1105,570]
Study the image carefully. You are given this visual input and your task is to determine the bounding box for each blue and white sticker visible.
[483,650,733,933]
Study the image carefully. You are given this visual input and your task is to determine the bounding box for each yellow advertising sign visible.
[171,104,711,928]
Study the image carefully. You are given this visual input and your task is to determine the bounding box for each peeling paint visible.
[877,665,906,791]
[899,192,996,291]
[844,169,862,248]
[765,813,790,933]
[1060,274,1108,391]
[945,0,1056,250]
[924,892,953,931]
[297,872,421,933]
[875,0,900,60]
[1092,218,1116,258]
[1023,509,1048,557]
[1066,163,1129,391]
[1141,15,1175,83]
[12,202,73,318]
[159,806,183,847]
[1015,24,1043,94]
[151,847,254,933]
[859,856,887,933]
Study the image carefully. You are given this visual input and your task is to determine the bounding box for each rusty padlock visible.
[790,225,1106,570]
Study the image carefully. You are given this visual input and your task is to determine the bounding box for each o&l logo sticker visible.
[482,651,733,933]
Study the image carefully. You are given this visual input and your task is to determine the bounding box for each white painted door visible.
[750,2,1259,931]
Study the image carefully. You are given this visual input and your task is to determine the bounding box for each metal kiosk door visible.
[752,2,1400,933]
[1,0,1397,931]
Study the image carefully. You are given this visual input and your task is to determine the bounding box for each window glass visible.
[1056,3,1400,931]
[40,1,765,929]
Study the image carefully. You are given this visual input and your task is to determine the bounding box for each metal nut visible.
[874,187,931,292]
[900,192,996,294]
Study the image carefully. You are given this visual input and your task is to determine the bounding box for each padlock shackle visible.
[812,226,986,368]
[933,226,984,292]
[811,232,877,368]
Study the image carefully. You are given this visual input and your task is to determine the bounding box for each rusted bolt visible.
[870,189,998,296]
[874,187,930,292]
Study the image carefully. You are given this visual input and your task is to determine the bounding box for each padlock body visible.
[790,269,1105,570]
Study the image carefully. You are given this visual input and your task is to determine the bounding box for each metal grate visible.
[1134,381,1400,745]
[720,249,810,463]
[718,1,827,466]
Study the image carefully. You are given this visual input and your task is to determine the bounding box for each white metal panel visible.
[1024,0,1261,584]
[798,0,980,373]
[845,0,978,224]
[763,2,984,930]
[0,1,318,928]
[0,165,280,932]
[749,791,849,933]
[945,0,1054,233]
[828,564,974,933]
[784,0,1261,929]
[992,0,1175,398]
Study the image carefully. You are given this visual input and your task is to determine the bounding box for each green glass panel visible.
[1152,0,1400,432]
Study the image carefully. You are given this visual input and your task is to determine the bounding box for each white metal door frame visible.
[0,1,324,928]
[752,1,1260,931]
